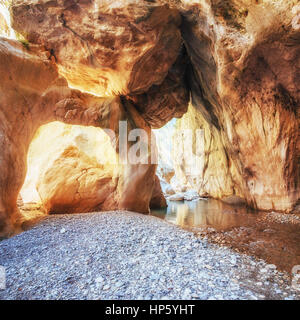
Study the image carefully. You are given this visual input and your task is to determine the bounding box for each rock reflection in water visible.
[151,199,300,273]
[152,199,257,231]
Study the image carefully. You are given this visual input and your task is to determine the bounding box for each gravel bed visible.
[263,212,300,225]
[0,211,299,300]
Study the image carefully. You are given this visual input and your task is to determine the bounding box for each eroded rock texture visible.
[178,0,300,212]
[11,0,182,97]
[22,120,161,215]
[172,103,237,199]
[150,175,167,209]
[0,38,157,237]
[21,122,118,214]
[1,0,299,237]
[128,48,190,128]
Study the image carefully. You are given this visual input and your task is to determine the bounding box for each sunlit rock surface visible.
[21,122,118,213]
[153,120,176,192]
[178,0,300,212]
[172,104,237,199]
[1,0,300,237]
[22,122,162,214]
[0,38,157,237]
[0,37,94,236]
[0,3,16,38]
[0,12,10,36]
[11,0,182,97]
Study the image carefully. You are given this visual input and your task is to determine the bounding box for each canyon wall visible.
[0,0,299,236]
[10,0,182,97]
[177,0,300,211]
[0,37,159,237]
[154,0,299,211]
[172,103,238,200]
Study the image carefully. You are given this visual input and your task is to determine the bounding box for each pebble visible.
[0,211,299,300]
[95,276,104,284]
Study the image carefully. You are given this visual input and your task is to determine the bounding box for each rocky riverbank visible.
[0,211,299,300]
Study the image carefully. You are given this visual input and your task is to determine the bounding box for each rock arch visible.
[0,0,299,237]
[0,38,158,237]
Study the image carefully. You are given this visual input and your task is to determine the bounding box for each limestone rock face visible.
[0,38,157,237]
[153,120,176,186]
[11,0,182,97]
[179,0,300,212]
[1,0,299,238]
[21,121,162,215]
[150,175,167,209]
[0,38,83,236]
[38,145,117,214]
[128,48,189,128]
[173,104,237,199]
[21,122,119,213]
[0,12,10,37]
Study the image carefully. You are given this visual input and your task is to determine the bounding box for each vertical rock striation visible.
[0,0,299,237]
[172,103,237,199]
[177,0,300,212]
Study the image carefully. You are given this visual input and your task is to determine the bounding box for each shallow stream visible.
[151,199,300,274]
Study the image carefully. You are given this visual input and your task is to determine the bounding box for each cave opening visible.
[151,112,256,230]
[0,0,300,300]
[18,121,120,228]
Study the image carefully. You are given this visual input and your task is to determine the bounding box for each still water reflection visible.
[151,199,258,231]
[151,199,300,273]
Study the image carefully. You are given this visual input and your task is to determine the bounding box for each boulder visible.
[184,190,200,201]
[37,145,118,214]
[168,193,185,202]
[23,120,159,215]
[165,186,176,196]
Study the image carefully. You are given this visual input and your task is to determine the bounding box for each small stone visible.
[168,193,185,201]
[205,265,213,270]
[95,276,104,284]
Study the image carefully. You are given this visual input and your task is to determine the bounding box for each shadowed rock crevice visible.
[177,0,300,212]
[127,45,190,128]
[0,0,299,238]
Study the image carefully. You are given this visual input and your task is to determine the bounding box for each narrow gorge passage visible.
[0,0,299,301]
